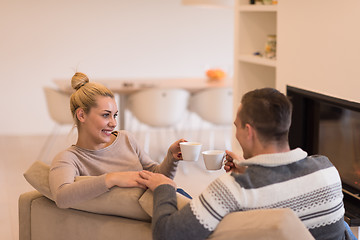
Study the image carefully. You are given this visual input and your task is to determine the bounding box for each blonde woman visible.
[49,72,185,208]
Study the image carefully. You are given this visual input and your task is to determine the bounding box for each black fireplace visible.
[287,86,360,226]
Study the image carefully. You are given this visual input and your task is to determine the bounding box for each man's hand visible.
[224,150,247,174]
[138,170,176,191]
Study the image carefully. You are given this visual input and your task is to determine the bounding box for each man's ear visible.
[245,123,255,141]
[76,108,86,123]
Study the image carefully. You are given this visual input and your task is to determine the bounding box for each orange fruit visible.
[206,69,226,80]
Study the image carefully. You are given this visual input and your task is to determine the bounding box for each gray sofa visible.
[19,161,315,240]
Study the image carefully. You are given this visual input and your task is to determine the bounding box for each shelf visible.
[238,54,276,67]
[238,5,277,12]
[233,1,278,152]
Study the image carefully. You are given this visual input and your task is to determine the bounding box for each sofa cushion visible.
[24,161,54,200]
[24,161,151,221]
[24,161,189,221]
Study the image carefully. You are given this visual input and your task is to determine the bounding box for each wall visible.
[0,0,233,135]
[277,0,360,103]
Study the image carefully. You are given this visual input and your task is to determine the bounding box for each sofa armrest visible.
[208,208,314,240]
[19,191,44,240]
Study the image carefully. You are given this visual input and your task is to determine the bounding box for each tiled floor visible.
[0,125,232,240]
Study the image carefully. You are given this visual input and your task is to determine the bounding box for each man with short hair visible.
[139,88,347,240]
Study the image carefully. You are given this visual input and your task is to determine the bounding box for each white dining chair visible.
[188,87,233,150]
[38,87,74,163]
[126,88,190,161]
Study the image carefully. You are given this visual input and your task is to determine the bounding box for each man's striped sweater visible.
[152,148,346,240]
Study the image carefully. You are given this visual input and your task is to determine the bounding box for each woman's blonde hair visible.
[70,72,114,125]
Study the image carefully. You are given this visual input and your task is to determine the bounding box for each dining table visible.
[53,77,232,130]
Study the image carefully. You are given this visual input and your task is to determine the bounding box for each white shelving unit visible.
[232,0,278,152]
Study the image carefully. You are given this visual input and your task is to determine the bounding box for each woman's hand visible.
[105,171,147,189]
[224,150,247,174]
[169,138,187,160]
[138,170,176,191]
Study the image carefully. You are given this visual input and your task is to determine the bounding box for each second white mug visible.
[202,150,225,170]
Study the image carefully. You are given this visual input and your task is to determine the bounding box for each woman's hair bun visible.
[71,72,89,90]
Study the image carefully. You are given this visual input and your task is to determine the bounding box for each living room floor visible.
[0,125,232,240]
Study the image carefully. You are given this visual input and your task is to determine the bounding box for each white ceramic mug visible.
[180,142,202,161]
[202,150,225,170]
